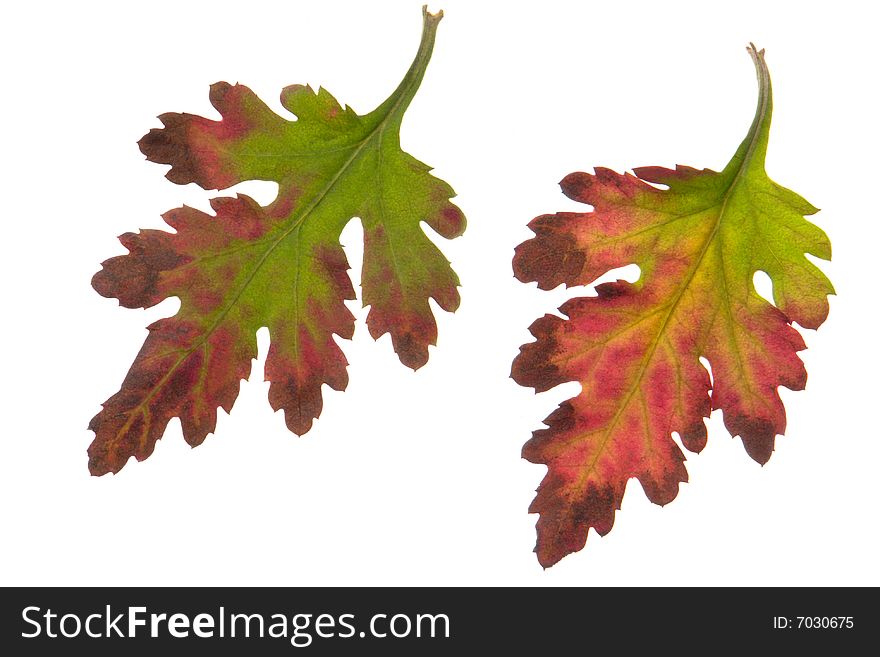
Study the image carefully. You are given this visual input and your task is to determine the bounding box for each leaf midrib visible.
[570,76,770,492]
[114,84,417,446]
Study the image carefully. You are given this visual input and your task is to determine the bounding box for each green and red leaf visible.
[512,45,833,568]
[90,8,464,475]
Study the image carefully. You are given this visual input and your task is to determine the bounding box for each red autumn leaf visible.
[512,45,833,567]
[89,8,464,475]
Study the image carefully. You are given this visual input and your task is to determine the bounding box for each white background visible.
[1,0,877,586]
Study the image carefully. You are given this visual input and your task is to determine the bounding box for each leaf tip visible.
[397,339,430,371]
[726,414,777,465]
[86,441,122,478]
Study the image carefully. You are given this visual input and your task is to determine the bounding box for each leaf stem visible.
[723,43,773,177]
[367,6,443,131]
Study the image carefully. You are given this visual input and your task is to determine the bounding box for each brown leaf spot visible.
[726,414,777,465]
[92,231,187,308]
[680,421,708,453]
[513,228,585,289]
[139,115,206,187]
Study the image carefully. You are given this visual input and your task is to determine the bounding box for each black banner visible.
[0,587,872,654]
